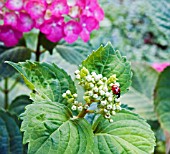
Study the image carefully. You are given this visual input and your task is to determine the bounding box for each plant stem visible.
[35,32,41,62]
[77,109,87,118]
[4,78,9,110]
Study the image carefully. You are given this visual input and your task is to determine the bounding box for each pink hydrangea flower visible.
[152,62,170,72]
[4,12,18,27]
[40,16,65,42]
[17,12,34,32]
[0,0,5,9]
[0,25,22,46]
[80,15,99,42]
[64,20,82,43]
[48,0,69,17]
[24,0,47,19]
[5,0,23,11]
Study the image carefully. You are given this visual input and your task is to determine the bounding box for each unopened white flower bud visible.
[103,87,108,92]
[116,106,122,110]
[86,75,92,82]
[84,104,89,109]
[71,105,77,110]
[103,77,107,81]
[73,93,78,98]
[99,90,105,96]
[104,109,108,113]
[89,83,94,88]
[110,119,113,123]
[88,91,93,96]
[101,100,107,106]
[105,113,111,119]
[94,75,101,81]
[98,80,104,85]
[112,110,116,115]
[75,74,80,79]
[62,93,67,98]
[109,83,114,86]
[78,106,83,111]
[74,101,78,104]
[74,70,80,75]
[105,92,111,97]
[107,104,112,110]
[115,98,120,102]
[108,97,113,102]
[115,82,120,87]
[93,94,98,99]
[91,72,96,77]
[93,87,98,92]
[66,90,71,95]
[112,104,116,110]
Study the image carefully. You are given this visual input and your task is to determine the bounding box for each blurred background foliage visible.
[0,0,170,154]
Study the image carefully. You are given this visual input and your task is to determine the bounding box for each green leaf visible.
[6,61,76,105]
[8,95,32,116]
[0,47,31,78]
[56,40,93,65]
[81,42,132,94]
[121,63,159,120]
[21,101,94,154]
[154,66,170,152]
[92,109,156,154]
[0,109,23,154]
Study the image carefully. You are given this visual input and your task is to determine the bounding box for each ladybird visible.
[112,85,120,98]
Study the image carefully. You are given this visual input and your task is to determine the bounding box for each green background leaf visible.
[81,42,132,94]
[8,95,32,116]
[154,66,170,152]
[92,109,155,154]
[0,47,31,78]
[121,63,159,120]
[7,61,76,105]
[21,101,94,154]
[0,109,23,154]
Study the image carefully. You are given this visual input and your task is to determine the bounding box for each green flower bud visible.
[107,74,118,85]
[80,67,89,78]
[68,98,74,103]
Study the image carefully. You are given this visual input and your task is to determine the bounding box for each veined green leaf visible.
[154,66,170,153]
[92,110,156,154]
[81,42,132,94]
[0,109,23,154]
[121,63,159,120]
[6,61,76,105]
[21,101,94,154]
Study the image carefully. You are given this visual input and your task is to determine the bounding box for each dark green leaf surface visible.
[0,47,31,78]
[6,61,76,105]
[81,42,132,94]
[9,95,32,116]
[21,101,94,154]
[56,40,92,65]
[154,66,170,134]
[0,109,23,154]
[92,110,156,154]
[121,63,159,120]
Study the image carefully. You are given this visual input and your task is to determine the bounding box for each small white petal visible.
[108,97,113,102]
[105,92,111,97]
[74,101,78,104]
[109,119,113,123]
[93,87,98,92]
[104,109,108,113]
[105,113,111,119]
[93,94,98,99]
[78,106,83,111]
[73,93,78,98]
[103,77,107,81]
[115,98,120,102]
[89,83,94,88]
[62,93,67,98]
[88,91,93,96]
[109,83,114,86]
[107,104,112,110]
[74,70,80,74]
[66,90,71,95]
[71,105,77,110]
[99,90,105,96]
[75,74,80,79]
[112,110,116,115]
[115,82,120,87]
[101,100,107,106]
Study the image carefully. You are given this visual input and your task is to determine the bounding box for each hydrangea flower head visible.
[5,0,23,11]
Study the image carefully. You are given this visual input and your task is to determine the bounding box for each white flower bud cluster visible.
[62,90,88,112]
[74,67,122,122]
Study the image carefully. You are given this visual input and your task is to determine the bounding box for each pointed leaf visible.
[121,63,159,120]
[8,95,32,116]
[21,101,94,154]
[92,110,156,154]
[81,42,132,94]
[6,61,76,105]
[0,47,31,78]
[0,109,23,154]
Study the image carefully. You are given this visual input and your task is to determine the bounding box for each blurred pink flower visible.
[64,20,82,43]
[152,62,170,72]
[80,15,99,42]
[5,0,23,10]
[40,16,64,42]
[0,25,22,46]
[4,12,18,27]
